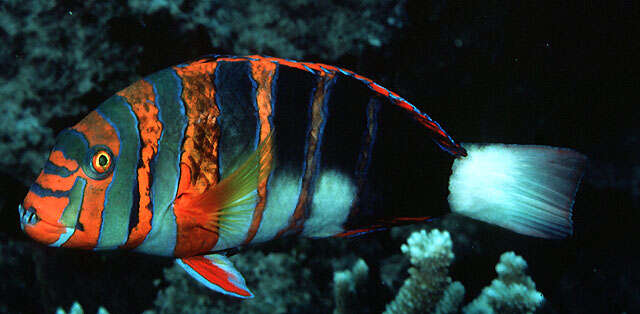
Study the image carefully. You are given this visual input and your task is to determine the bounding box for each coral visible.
[0,0,140,184]
[145,240,336,314]
[463,252,544,314]
[145,228,544,314]
[383,229,464,314]
[55,301,109,314]
[334,258,370,314]
[436,282,466,314]
[380,229,544,314]
[127,0,407,60]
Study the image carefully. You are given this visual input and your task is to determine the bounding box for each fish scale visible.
[19,55,586,299]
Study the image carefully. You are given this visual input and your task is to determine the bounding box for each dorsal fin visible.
[251,55,466,157]
[182,55,466,157]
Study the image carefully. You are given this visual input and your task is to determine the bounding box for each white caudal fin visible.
[448,143,587,239]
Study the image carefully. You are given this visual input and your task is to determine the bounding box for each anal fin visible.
[177,254,253,298]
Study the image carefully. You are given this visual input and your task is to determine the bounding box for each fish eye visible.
[92,150,111,173]
[83,146,115,179]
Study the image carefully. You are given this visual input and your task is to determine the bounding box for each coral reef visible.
[144,238,339,314]
[127,0,406,60]
[463,252,544,314]
[144,228,544,314]
[384,229,464,314]
[382,229,543,314]
[55,301,109,314]
[0,0,139,184]
[333,258,370,314]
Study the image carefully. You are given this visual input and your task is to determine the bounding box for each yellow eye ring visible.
[91,150,111,174]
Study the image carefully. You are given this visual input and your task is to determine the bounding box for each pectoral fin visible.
[177,254,254,298]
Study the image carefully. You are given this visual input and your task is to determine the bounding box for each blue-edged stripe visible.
[248,64,261,149]
[134,69,185,256]
[59,176,86,229]
[95,99,140,250]
[43,161,75,177]
[29,183,70,198]
[50,227,76,247]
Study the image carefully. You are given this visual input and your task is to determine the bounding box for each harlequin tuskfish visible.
[19,55,586,298]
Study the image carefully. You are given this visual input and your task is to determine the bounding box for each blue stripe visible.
[302,64,316,74]
[43,161,75,177]
[95,99,140,249]
[172,70,188,201]
[58,177,87,241]
[146,80,164,224]
[29,183,70,198]
[337,68,351,76]
[355,76,371,85]
[94,107,122,250]
[134,69,184,256]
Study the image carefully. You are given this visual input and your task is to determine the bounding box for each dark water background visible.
[0,1,638,313]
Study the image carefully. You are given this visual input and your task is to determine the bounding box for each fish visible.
[18,54,587,298]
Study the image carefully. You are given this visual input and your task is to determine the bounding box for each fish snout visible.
[18,203,40,230]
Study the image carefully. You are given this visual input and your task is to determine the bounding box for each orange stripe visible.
[36,171,76,193]
[22,189,70,226]
[243,60,277,245]
[48,150,79,172]
[24,220,67,245]
[62,111,120,249]
[116,79,162,249]
[24,152,78,246]
[276,73,334,238]
[246,55,345,76]
[172,62,221,257]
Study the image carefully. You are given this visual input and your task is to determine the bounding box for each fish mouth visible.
[18,204,41,229]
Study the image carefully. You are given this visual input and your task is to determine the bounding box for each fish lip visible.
[18,204,40,228]
[18,204,65,229]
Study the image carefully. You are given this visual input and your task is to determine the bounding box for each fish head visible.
[20,108,122,250]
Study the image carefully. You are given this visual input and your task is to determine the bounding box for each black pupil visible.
[98,154,108,167]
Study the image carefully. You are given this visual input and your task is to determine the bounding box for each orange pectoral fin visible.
[177,254,253,298]
[174,132,275,234]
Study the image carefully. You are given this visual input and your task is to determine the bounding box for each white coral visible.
[384,229,464,314]
[334,259,369,314]
[463,252,544,314]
